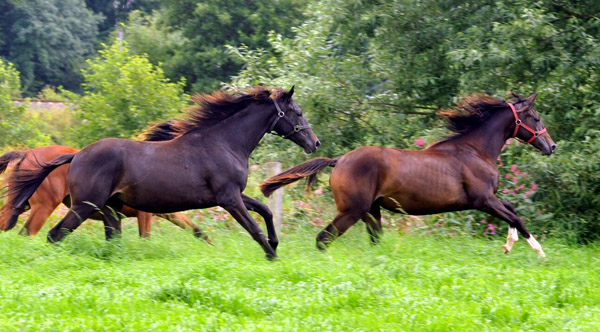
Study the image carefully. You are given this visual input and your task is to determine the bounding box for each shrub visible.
[66,40,188,147]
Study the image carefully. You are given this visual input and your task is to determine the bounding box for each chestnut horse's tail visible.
[260,157,338,197]
[7,153,77,209]
[0,150,26,175]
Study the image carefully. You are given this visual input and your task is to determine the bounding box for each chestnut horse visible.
[0,145,209,241]
[261,92,555,256]
[8,86,319,258]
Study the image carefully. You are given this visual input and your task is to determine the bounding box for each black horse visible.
[9,86,319,258]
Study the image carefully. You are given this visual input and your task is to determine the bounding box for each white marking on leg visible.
[526,235,546,257]
[502,227,519,253]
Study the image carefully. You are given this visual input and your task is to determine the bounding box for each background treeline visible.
[0,0,599,242]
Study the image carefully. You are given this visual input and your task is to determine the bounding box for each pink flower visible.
[505,174,511,179]
[514,169,521,176]
[531,182,538,191]
[505,139,512,145]
[485,223,496,235]
[414,138,425,147]
[497,156,502,161]
[502,189,509,194]
[522,172,528,178]
[251,165,259,170]
[480,219,487,224]
[311,217,323,226]
[295,200,310,209]
[314,188,323,194]
[510,164,517,173]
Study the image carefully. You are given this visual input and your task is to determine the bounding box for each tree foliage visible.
[67,40,188,147]
[228,0,600,242]
[0,0,102,95]
[0,58,50,148]
[140,0,307,93]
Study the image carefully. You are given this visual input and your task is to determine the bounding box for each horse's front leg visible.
[476,197,545,257]
[218,192,277,259]
[241,194,277,251]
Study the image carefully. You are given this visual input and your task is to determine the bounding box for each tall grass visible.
[0,218,598,331]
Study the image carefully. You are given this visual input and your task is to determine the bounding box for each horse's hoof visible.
[316,240,328,251]
[265,254,279,261]
[502,245,511,254]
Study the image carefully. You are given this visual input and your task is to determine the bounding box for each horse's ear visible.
[509,91,525,101]
[525,93,538,105]
[289,85,295,97]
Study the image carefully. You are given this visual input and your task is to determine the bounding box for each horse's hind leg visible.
[361,203,383,244]
[317,207,369,250]
[242,194,277,251]
[100,198,123,240]
[48,203,98,242]
[19,193,63,236]
[19,203,56,236]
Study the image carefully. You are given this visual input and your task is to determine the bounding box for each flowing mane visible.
[433,94,509,144]
[143,86,288,141]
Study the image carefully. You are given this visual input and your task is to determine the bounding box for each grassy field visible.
[0,218,598,332]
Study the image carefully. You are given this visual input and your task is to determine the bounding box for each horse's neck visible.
[184,104,274,159]
[463,109,514,161]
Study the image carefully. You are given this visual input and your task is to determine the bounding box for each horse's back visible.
[332,146,470,214]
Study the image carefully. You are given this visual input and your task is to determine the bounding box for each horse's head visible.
[509,92,556,155]
[271,86,320,153]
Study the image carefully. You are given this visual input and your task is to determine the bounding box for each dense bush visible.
[530,135,600,243]
[0,59,50,149]
[66,40,188,147]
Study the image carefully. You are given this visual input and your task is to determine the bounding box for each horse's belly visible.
[380,181,469,215]
[116,178,217,213]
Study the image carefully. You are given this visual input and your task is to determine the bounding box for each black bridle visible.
[268,99,312,138]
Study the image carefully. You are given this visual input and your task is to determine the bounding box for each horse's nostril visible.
[315,140,321,148]
[551,144,556,151]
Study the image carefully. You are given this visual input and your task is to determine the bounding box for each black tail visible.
[0,151,26,175]
[8,153,77,209]
[260,157,337,197]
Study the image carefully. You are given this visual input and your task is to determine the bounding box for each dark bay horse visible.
[0,145,208,241]
[261,92,555,256]
[8,86,319,258]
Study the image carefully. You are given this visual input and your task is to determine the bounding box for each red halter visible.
[508,103,547,144]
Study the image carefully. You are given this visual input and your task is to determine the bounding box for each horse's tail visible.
[7,153,77,209]
[260,157,338,197]
[0,150,26,175]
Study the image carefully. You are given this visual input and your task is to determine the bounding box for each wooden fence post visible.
[264,162,283,234]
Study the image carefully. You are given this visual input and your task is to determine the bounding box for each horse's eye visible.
[534,118,540,122]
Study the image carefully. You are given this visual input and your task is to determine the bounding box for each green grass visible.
[0,220,598,331]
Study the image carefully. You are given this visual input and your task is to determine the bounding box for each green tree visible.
[0,0,102,95]
[228,0,600,242]
[67,40,188,147]
[84,0,161,40]
[0,58,50,148]
[138,0,307,93]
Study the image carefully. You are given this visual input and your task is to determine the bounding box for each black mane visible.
[142,86,289,140]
